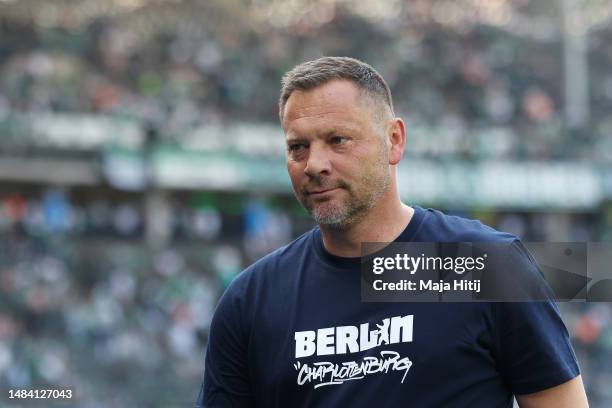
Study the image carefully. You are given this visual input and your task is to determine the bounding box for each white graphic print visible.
[294,350,413,389]
[293,315,414,388]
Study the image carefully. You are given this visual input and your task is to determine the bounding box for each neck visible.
[319,191,414,258]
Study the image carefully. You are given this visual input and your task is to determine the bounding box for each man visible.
[195,57,588,407]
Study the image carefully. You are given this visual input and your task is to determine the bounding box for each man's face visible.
[282,80,391,229]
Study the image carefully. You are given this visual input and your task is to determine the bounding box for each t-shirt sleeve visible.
[493,240,580,395]
[195,278,254,408]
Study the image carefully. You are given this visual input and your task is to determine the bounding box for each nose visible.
[304,143,331,178]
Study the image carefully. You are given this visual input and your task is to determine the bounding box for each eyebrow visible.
[285,134,307,143]
[285,126,357,142]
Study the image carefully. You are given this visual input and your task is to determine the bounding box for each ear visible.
[387,118,406,166]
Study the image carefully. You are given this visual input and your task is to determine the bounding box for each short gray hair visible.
[279,56,394,122]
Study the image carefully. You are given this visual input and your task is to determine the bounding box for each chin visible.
[311,206,351,227]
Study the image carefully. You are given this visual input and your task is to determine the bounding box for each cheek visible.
[287,163,303,184]
[333,155,360,178]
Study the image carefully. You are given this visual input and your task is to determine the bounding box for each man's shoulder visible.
[418,207,517,243]
[228,227,317,290]
[250,227,315,271]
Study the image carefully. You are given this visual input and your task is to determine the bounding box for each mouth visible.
[307,188,339,197]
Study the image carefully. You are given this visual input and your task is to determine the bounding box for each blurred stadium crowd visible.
[0,1,611,160]
[0,0,612,407]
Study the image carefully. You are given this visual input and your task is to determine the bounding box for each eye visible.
[330,136,349,145]
[287,142,307,153]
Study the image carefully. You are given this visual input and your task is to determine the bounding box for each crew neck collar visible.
[312,205,426,270]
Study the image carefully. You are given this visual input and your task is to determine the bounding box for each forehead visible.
[282,79,371,132]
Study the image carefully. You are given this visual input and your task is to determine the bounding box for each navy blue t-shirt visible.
[196,206,580,407]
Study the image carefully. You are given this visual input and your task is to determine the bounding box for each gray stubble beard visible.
[299,150,391,230]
